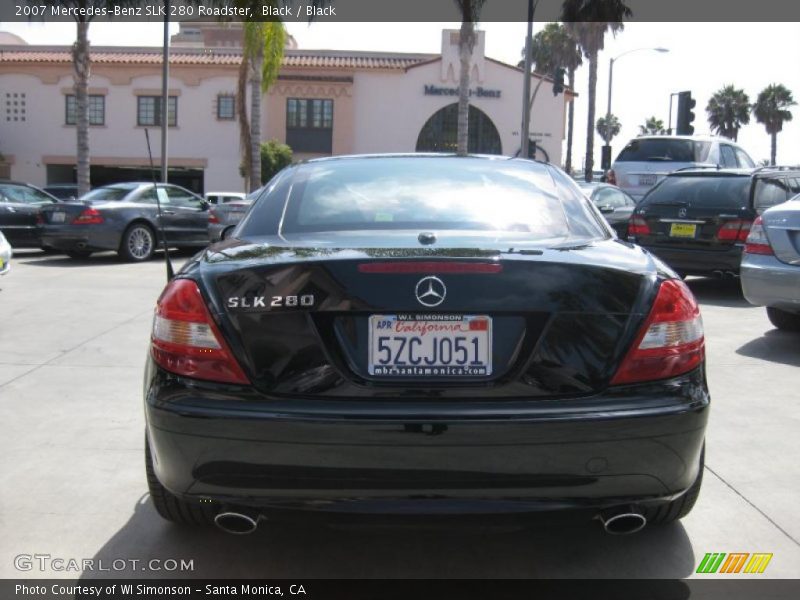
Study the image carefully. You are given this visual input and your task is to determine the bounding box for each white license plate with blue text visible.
[368,315,492,377]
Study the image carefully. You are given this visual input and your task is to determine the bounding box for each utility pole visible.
[520,0,534,158]
[160,0,170,183]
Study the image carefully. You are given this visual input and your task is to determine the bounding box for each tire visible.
[145,436,218,526]
[119,223,155,262]
[766,307,800,332]
[65,249,92,259]
[643,445,704,525]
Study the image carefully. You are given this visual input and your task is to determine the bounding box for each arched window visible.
[416,103,502,154]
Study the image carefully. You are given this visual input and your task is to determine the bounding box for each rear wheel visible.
[119,223,155,262]
[145,436,218,526]
[766,307,800,332]
[643,445,704,525]
[65,249,92,260]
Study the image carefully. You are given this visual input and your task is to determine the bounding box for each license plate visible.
[50,212,65,223]
[639,175,657,186]
[670,223,697,238]
[368,315,492,377]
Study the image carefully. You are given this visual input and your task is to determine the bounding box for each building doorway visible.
[416,103,502,155]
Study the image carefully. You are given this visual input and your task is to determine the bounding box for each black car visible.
[40,182,211,261]
[576,182,637,237]
[627,166,800,277]
[0,181,60,248]
[144,155,708,535]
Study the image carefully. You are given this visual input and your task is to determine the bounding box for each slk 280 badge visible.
[227,295,315,309]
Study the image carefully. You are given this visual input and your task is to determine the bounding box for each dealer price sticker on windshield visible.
[368,314,492,377]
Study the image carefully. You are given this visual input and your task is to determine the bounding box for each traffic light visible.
[677,91,696,135]
[552,68,565,96]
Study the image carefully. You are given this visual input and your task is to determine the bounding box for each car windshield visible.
[259,157,602,241]
[79,186,135,202]
[0,183,55,204]
[616,139,705,163]
[641,175,750,209]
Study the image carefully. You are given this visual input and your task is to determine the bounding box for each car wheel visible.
[643,445,703,525]
[65,249,92,260]
[766,307,800,332]
[120,223,155,262]
[145,436,218,526]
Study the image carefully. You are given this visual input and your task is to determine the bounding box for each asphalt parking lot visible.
[1,249,799,579]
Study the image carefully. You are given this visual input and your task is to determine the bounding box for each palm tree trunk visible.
[237,56,252,189]
[565,68,576,173]
[249,54,263,191]
[771,132,777,165]
[72,20,91,197]
[584,51,598,182]
[457,21,474,156]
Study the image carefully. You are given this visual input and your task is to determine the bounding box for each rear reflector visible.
[627,216,651,237]
[610,279,704,385]
[72,208,104,225]
[743,216,774,255]
[151,279,249,385]
[358,261,502,274]
[717,219,752,242]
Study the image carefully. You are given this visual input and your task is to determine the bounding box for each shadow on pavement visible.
[684,277,751,308]
[81,493,696,579]
[736,329,800,367]
[15,249,197,268]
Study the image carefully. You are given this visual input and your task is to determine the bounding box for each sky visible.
[3,20,800,167]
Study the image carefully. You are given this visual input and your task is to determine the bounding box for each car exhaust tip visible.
[725,271,739,279]
[711,270,724,279]
[597,510,647,535]
[214,510,260,535]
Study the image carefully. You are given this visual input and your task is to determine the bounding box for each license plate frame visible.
[368,314,492,378]
[669,223,697,238]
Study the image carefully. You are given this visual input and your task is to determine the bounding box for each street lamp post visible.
[602,47,669,171]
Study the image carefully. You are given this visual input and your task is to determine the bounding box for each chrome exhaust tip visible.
[711,270,724,279]
[725,271,739,279]
[597,510,647,535]
[214,510,260,535]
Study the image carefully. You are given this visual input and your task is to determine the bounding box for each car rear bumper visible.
[40,227,120,252]
[145,360,709,514]
[0,225,42,249]
[741,253,800,312]
[637,244,743,274]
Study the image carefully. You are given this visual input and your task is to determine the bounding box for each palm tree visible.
[706,85,750,141]
[453,0,486,156]
[596,113,621,144]
[753,84,796,166]
[238,21,286,191]
[525,23,583,172]
[639,116,665,135]
[562,0,632,182]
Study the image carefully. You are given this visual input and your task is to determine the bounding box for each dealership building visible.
[0,24,574,192]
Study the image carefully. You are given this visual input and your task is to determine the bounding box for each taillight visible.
[36,213,44,225]
[150,279,249,384]
[627,215,651,237]
[743,216,774,255]
[208,211,221,224]
[611,279,704,386]
[72,208,104,225]
[717,219,752,242]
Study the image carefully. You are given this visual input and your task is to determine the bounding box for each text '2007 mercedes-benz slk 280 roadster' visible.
[143,155,708,535]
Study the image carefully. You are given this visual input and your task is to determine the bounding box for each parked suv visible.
[612,136,755,200]
[627,167,800,277]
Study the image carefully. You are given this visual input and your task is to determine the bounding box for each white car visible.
[612,135,755,200]
[0,230,12,276]
[204,191,246,205]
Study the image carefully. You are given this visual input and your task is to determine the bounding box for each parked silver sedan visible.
[741,197,800,331]
[0,230,11,276]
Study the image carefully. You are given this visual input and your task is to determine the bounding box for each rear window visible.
[641,175,750,209]
[242,157,606,242]
[616,139,708,163]
[79,187,133,202]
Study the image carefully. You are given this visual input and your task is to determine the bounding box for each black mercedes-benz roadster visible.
[144,155,708,535]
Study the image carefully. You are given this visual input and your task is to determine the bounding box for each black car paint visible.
[0,182,60,248]
[144,156,708,516]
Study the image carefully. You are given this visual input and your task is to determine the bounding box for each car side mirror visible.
[599,205,615,214]
[199,200,210,211]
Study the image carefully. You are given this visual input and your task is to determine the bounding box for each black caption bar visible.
[3,579,800,600]
[3,0,800,22]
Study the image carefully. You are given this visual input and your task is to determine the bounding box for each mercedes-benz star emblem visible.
[678,207,687,218]
[415,276,446,307]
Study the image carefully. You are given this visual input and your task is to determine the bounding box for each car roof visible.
[302,152,545,166]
